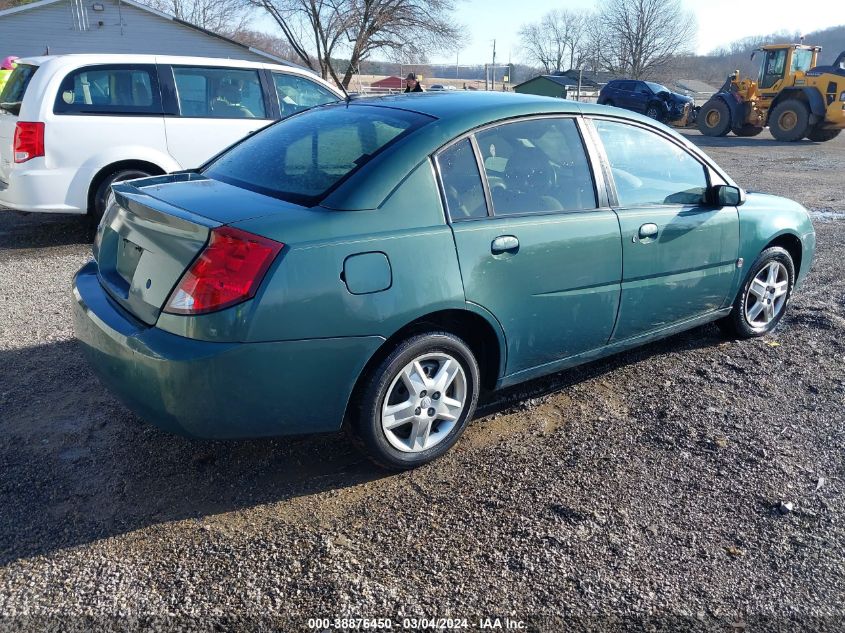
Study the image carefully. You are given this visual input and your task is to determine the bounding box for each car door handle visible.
[638,223,659,239]
[491,235,519,254]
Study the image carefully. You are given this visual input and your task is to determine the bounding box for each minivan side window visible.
[594,119,708,207]
[474,118,597,216]
[173,67,267,119]
[437,138,488,220]
[272,72,338,117]
[54,65,161,115]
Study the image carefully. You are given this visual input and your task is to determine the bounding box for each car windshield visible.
[645,82,669,94]
[203,104,433,206]
[0,64,38,115]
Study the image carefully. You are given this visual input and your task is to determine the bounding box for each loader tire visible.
[734,125,763,137]
[806,127,841,142]
[769,99,810,142]
[698,99,731,137]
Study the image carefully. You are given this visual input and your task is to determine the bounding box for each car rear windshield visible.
[203,104,434,206]
[0,64,38,115]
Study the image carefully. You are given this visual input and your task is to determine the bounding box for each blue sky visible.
[430,0,841,64]
[251,0,841,65]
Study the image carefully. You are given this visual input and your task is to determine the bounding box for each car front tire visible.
[718,246,795,339]
[352,332,480,470]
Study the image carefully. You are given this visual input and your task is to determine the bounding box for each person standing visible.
[404,73,424,93]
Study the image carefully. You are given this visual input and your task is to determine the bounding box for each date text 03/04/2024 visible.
[305,617,526,630]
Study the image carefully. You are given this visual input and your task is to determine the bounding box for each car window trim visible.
[169,63,274,121]
[431,137,491,223]
[585,114,731,210]
[53,63,164,116]
[433,113,607,224]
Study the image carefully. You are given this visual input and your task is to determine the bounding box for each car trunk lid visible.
[95,173,305,325]
[96,183,217,325]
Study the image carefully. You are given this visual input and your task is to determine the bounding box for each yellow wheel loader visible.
[698,44,845,142]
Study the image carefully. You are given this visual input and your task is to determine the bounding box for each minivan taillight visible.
[164,226,283,315]
[13,122,44,163]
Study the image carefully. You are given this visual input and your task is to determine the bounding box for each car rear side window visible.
[437,138,488,220]
[0,64,37,115]
[54,65,162,115]
[272,72,338,117]
[474,117,597,216]
[203,104,433,206]
[594,119,708,207]
[173,66,267,119]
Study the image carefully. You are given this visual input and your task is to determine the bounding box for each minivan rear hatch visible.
[0,63,38,182]
[95,173,304,325]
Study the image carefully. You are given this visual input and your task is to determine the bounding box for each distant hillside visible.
[662,24,845,85]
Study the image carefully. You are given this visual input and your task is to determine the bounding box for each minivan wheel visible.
[718,247,795,339]
[353,332,480,470]
[92,168,151,223]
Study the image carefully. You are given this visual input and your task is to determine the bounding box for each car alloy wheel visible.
[744,261,789,328]
[381,352,467,453]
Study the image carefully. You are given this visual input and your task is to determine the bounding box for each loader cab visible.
[755,45,820,89]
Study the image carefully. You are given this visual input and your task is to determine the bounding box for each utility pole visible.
[491,39,497,91]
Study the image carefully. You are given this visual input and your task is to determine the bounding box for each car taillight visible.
[164,226,283,315]
[13,122,44,163]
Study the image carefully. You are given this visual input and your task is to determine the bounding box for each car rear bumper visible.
[0,166,85,214]
[72,261,383,439]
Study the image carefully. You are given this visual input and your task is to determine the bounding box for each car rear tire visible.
[92,168,152,224]
[769,99,810,142]
[733,125,763,137]
[352,332,480,470]
[806,127,841,142]
[718,247,795,339]
[698,99,731,136]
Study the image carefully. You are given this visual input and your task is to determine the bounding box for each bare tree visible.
[224,28,298,60]
[595,0,696,79]
[518,9,588,74]
[143,0,252,33]
[255,0,461,88]
[253,0,348,84]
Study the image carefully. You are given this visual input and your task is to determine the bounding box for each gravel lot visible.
[0,130,843,631]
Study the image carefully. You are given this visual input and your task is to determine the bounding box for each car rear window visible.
[203,104,433,206]
[0,64,38,115]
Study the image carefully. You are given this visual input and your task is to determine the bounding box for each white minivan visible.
[0,54,342,219]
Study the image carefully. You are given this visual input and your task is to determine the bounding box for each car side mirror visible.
[711,184,746,207]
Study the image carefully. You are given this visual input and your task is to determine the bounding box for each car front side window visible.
[474,117,597,216]
[272,72,338,117]
[594,119,708,207]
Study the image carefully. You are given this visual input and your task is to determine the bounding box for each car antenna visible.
[337,80,351,104]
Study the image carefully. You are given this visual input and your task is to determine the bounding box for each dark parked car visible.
[73,92,814,469]
[599,79,694,123]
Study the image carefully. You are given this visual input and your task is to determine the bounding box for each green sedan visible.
[72,92,815,469]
